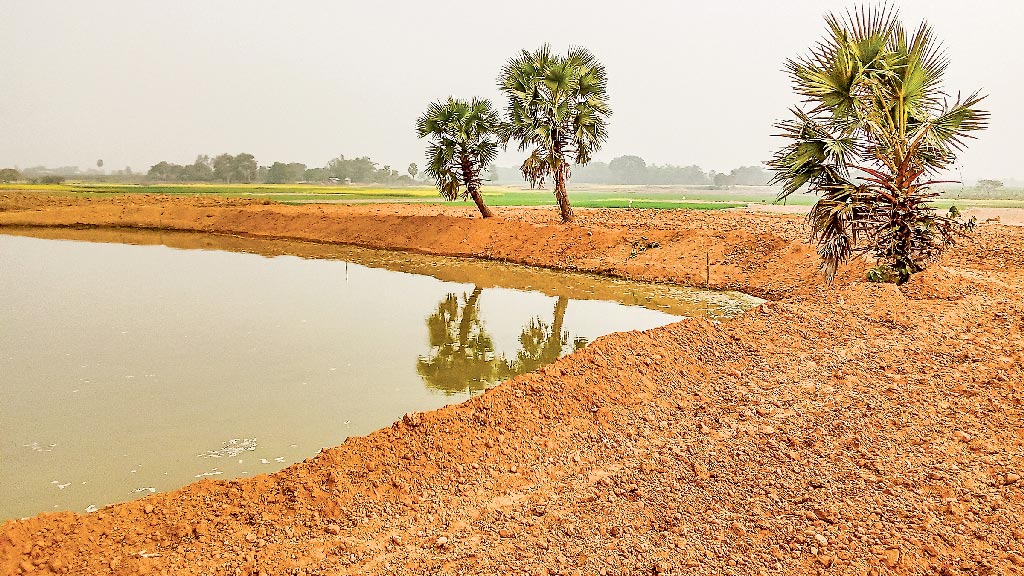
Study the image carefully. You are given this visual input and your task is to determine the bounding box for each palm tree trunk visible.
[460,156,494,219]
[468,184,494,219]
[553,168,573,223]
[552,138,573,223]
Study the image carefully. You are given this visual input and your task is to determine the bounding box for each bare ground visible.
[1,193,1022,576]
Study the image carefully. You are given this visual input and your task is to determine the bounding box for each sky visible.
[1,0,1020,181]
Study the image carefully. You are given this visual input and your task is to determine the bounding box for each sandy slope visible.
[1,193,1022,576]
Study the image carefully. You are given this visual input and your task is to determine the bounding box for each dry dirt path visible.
[1,194,1022,576]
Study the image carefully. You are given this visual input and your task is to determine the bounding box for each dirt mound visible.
[1,194,1022,576]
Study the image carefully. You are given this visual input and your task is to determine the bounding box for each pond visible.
[0,228,762,520]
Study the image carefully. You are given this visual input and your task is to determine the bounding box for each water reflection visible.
[513,296,588,375]
[418,287,509,395]
[418,292,588,395]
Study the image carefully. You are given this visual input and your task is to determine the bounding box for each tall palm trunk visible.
[552,139,573,223]
[553,167,573,223]
[460,155,494,218]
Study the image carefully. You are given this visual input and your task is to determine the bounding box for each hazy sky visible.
[2,1,1020,180]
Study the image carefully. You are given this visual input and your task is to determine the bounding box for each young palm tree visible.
[416,97,502,218]
[498,44,611,223]
[768,6,988,283]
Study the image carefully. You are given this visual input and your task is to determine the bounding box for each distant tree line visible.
[145,153,413,185]
[4,154,771,188]
[492,155,771,187]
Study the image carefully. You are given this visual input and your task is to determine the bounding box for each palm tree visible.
[768,6,988,284]
[416,97,502,218]
[498,45,611,223]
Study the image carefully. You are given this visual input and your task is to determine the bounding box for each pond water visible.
[0,228,761,520]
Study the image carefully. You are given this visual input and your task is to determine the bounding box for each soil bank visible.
[1,193,1022,576]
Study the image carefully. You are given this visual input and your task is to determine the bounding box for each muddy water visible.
[0,229,761,520]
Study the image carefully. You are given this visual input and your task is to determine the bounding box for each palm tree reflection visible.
[418,291,587,395]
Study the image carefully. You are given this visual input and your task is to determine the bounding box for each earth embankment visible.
[1,193,1022,576]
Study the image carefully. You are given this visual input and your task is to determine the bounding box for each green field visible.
[4,181,1024,211]
[0,182,748,210]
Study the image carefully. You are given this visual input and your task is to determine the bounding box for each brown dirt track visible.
[1,193,1022,576]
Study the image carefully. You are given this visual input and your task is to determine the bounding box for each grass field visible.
[4,181,1024,211]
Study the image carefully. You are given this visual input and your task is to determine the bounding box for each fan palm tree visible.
[768,6,988,283]
[416,97,502,218]
[498,44,611,223]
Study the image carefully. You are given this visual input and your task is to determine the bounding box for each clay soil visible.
[1,193,1022,576]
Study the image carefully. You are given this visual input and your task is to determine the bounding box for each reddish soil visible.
[1,193,1022,576]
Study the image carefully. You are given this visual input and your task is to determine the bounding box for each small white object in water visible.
[85,505,98,513]
[130,487,156,494]
[198,438,257,459]
[195,469,223,478]
[24,442,53,453]
[274,457,285,463]
[260,459,269,464]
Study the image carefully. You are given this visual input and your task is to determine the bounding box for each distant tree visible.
[416,96,502,218]
[379,165,400,183]
[231,153,257,183]
[499,44,612,223]
[768,6,987,283]
[570,161,612,184]
[0,168,22,183]
[727,165,771,186]
[326,155,379,183]
[608,155,648,184]
[148,161,185,181]
[213,154,235,183]
[646,164,709,185]
[407,163,419,179]
[212,153,257,183]
[304,167,327,182]
[266,162,307,184]
[712,171,734,188]
[977,179,1004,190]
[183,155,214,181]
